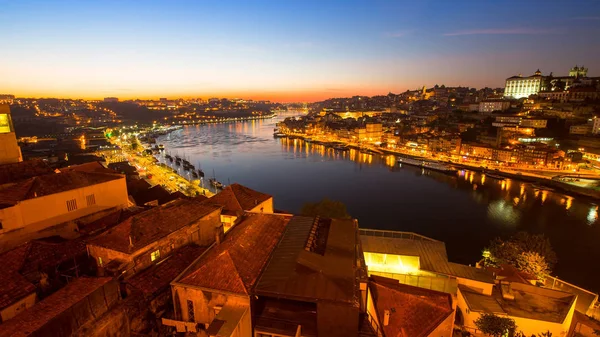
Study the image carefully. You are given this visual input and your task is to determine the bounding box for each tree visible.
[516,252,550,281]
[553,79,566,91]
[474,314,517,337]
[484,232,557,272]
[301,198,351,219]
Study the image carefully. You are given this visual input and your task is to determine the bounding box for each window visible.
[66,199,77,212]
[151,249,160,262]
[86,194,96,206]
[187,300,195,322]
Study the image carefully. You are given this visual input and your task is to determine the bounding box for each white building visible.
[504,70,545,99]
[479,100,511,113]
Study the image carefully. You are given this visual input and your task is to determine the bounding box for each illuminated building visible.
[593,117,600,135]
[504,69,546,99]
[478,100,510,113]
[0,104,22,164]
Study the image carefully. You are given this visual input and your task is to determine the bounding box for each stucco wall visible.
[0,177,128,232]
[249,198,273,214]
[0,292,37,322]
[456,277,493,296]
[0,132,22,164]
[172,285,249,326]
[428,310,455,337]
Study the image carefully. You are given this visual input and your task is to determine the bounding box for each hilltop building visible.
[0,104,22,164]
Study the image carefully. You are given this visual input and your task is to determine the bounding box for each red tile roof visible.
[88,198,220,254]
[0,171,123,208]
[126,244,208,295]
[179,213,290,294]
[369,277,453,337]
[0,238,88,310]
[0,277,113,337]
[205,183,271,212]
[0,160,54,186]
[59,161,119,175]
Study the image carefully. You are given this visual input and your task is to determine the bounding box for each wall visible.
[249,198,274,214]
[172,285,249,327]
[89,208,221,276]
[0,177,127,238]
[0,132,22,164]
[317,301,359,337]
[455,278,493,296]
[0,292,37,322]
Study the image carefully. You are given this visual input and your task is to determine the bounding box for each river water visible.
[158,111,600,292]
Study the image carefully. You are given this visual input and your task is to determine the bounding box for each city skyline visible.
[2,0,600,102]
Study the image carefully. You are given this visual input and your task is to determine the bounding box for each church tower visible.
[0,104,23,164]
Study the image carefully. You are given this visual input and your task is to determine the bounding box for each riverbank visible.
[281,133,600,200]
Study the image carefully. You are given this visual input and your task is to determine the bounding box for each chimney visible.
[215,225,224,245]
[129,235,133,247]
[383,310,390,326]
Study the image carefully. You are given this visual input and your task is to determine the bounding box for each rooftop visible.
[0,160,54,186]
[178,213,290,294]
[253,298,318,337]
[0,170,123,209]
[204,183,271,213]
[88,198,220,254]
[370,277,453,337]
[59,161,117,175]
[360,233,494,284]
[460,283,576,323]
[254,217,359,304]
[0,237,87,310]
[0,277,114,337]
[126,244,208,295]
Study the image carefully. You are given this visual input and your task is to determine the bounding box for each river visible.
[157,111,600,293]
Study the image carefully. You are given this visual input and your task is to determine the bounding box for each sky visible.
[1,0,599,102]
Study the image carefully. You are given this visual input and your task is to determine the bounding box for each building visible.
[103,97,119,103]
[0,167,129,252]
[0,237,87,322]
[570,65,588,77]
[0,95,15,104]
[460,143,513,162]
[504,70,546,99]
[87,197,221,277]
[368,277,455,337]
[0,104,23,164]
[203,183,273,232]
[570,124,592,135]
[457,282,577,336]
[478,100,511,113]
[593,117,600,134]
[0,277,120,337]
[165,213,291,335]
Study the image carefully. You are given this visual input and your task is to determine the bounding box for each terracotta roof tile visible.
[179,213,289,294]
[59,161,118,175]
[0,238,88,310]
[205,183,271,212]
[0,277,113,337]
[370,277,453,337]
[0,160,54,186]
[88,198,220,254]
[126,244,208,295]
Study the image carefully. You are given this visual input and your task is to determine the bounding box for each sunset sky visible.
[1,0,599,102]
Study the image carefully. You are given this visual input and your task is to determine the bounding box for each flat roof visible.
[460,283,576,323]
[206,302,249,337]
[254,216,359,304]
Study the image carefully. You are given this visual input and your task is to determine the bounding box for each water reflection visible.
[156,112,600,293]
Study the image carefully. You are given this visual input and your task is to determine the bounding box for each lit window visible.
[151,249,160,261]
[66,199,77,212]
[86,194,96,206]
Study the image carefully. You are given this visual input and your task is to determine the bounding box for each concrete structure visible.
[0,168,129,252]
[0,104,22,164]
[592,117,600,135]
[203,183,274,232]
[570,124,592,135]
[87,197,221,277]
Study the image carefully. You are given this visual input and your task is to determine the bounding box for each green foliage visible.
[474,314,517,337]
[300,198,351,219]
[484,232,557,276]
[537,331,552,337]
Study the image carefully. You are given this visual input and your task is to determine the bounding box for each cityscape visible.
[1,1,600,337]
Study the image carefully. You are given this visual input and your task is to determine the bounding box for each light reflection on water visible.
[157,111,600,292]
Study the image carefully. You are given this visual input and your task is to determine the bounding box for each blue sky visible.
[1,0,599,101]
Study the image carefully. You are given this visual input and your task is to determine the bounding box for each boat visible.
[158,144,164,150]
[531,184,555,192]
[191,171,198,178]
[165,154,172,160]
[333,144,349,151]
[397,156,458,175]
[485,173,506,181]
